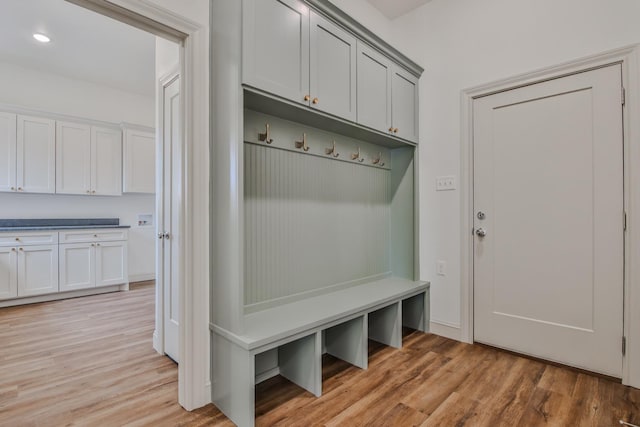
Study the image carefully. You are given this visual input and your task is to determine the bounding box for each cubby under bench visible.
[210,278,429,427]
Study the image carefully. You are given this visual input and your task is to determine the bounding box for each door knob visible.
[476,228,487,237]
[158,233,164,240]
[164,232,170,240]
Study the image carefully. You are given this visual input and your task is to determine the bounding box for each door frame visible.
[460,44,640,388]
[65,0,210,410]
[154,68,180,360]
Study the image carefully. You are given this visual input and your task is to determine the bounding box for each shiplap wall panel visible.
[244,143,391,308]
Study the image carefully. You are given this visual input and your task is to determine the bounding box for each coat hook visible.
[351,146,364,163]
[372,152,384,167]
[258,123,273,144]
[325,140,339,158]
[295,133,310,152]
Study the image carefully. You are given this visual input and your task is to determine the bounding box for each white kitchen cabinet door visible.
[0,247,18,300]
[59,243,95,291]
[123,129,155,193]
[17,115,56,194]
[56,121,91,195]
[95,241,127,287]
[17,245,58,297]
[92,127,122,196]
[0,112,17,193]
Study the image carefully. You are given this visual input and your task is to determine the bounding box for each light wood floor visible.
[1,284,639,426]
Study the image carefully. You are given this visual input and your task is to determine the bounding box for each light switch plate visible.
[436,176,456,191]
[436,260,446,276]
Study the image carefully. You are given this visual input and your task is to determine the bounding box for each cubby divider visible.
[367,302,402,348]
[325,315,368,369]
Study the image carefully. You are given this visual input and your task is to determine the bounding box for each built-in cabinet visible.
[59,230,128,291]
[0,232,59,299]
[0,229,128,303]
[56,122,122,196]
[123,127,155,194]
[242,0,420,143]
[0,113,56,194]
[0,107,154,196]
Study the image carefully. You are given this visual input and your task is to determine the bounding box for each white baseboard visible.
[203,381,212,405]
[256,367,280,384]
[0,284,125,308]
[429,320,462,341]
[129,273,155,283]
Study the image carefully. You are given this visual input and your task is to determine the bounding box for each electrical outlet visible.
[436,175,456,191]
[436,260,446,276]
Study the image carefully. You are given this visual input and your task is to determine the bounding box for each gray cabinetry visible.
[243,0,310,105]
[391,65,419,143]
[309,11,357,120]
[356,41,392,134]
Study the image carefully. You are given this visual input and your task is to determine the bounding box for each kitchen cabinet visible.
[0,246,17,299]
[1,115,57,194]
[123,128,155,193]
[56,122,122,196]
[0,112,17,193]
[59,230,128,290]
[0,232,59,298]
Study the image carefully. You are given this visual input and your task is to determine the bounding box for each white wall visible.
[0,61,154,126]
[0,61,156,281]
[326,0,640,336]
[392,0,640,334]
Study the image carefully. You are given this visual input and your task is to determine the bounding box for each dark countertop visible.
[0,218,130,232]
[0,225,131,232]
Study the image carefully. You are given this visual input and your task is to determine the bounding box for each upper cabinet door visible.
[309,11,357,121]
[92,127,122,196]
[356,42,392,134]
[391,66,419,143]
[16,115,56,193]
[243,0,310,105]
[123,129,155,194]
[56,121,91,195]
[0,112,16,193]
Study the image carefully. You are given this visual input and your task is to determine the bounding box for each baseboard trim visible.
[153,330,162,354]
[256,367,280,384]
[0,285,125,308]
[129,273,155,283]
[429,320,462,341]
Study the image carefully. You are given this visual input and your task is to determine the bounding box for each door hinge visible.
[622,87,626,106]
[623,336,627,356]
[624,211,627,231]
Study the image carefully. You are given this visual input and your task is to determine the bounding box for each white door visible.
[0,247,18,300]
[473,64,624,377]
[0,112,17,193]
[59,243,95,291]
[17,245,59,297]
[95,241,127,287]
[92,126,122,196]
[16,115,56,194]
[160,74,181,362]
[56,121,92,195]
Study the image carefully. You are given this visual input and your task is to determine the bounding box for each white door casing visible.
[473,64,624,377]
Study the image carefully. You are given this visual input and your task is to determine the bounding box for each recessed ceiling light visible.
[33,33,51,43]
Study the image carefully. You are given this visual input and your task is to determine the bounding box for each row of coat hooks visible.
[258,122,385,167]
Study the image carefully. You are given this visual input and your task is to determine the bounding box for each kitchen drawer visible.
[0,232,58,247]
[59,229,128,243]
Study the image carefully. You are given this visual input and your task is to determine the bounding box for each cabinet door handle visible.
[15,237,19,241]
[92,190,96,194]
[91,243,95,247]
[19,248,23,251]
[86,190,91,194]
[17,187,23,191]
[304,95,311,102]
[388,127,394,133]
[96,243,101,247]
[10,187,15,191]
[312,97,319,105]
[11,248,16,252]
[393,128,399,134]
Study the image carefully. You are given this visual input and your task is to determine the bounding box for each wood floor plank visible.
[2,283,639,426]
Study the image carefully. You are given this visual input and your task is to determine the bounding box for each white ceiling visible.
[0,0,156,97]
[367,0,432,19]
